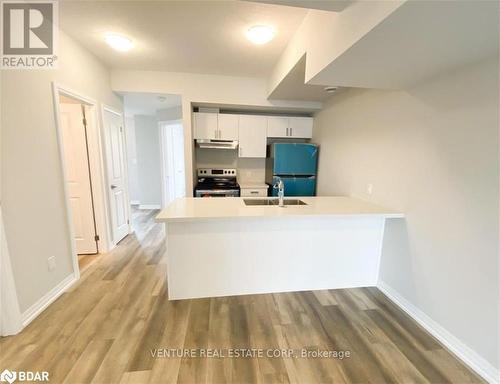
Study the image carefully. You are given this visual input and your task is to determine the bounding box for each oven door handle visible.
[195,189,238,195]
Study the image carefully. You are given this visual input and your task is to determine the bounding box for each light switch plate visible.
[367,183,373,195]
[47,256,56,271]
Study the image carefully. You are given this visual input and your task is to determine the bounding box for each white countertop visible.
[156,196,404,223]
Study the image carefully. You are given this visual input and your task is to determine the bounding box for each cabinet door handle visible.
[250,191,259,194]
[290,127,293,136]
[286,127,289,136]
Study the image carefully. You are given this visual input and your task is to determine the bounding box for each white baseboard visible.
[21,273,77,327]
[130,200,140,205]
[378,281,499,384]
[138,204,161,210]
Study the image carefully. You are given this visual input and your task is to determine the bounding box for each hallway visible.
[0,210,483,383]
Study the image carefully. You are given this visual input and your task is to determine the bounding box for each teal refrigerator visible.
[267,143,319,196]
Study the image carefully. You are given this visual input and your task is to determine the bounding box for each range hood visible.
[196,139,238,150]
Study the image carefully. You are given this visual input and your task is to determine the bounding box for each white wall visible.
[1,32,122,313]
[124,104,182,207]
[313,58,499,376]
[157,106,182,121]
[195,149,266,185]
[134,115,162,207]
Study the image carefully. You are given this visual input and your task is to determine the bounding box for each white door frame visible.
[51,82,113,280]
[159,119,183,208]
[101,104,132,244]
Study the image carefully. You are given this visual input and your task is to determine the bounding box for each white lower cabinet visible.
[238,115,267,158]
[240,187,268,197]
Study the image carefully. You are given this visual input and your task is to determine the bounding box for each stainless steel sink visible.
[243,199,276,206]
[243,198,307,206]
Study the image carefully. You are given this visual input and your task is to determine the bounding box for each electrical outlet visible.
[367,183,373,195]
[47,256,56,271]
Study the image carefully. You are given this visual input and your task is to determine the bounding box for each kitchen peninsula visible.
[156,197,403,300]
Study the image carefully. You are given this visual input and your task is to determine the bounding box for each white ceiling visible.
[308,0,500,89]
[247,0,353,13]
[268,55,332,102]
[123,93,182,117]
[59,0,307,77]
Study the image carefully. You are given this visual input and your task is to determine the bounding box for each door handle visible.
[110,185,117,189]
[290,127,293,136]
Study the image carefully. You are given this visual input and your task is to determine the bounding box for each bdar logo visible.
[0,369,16,384]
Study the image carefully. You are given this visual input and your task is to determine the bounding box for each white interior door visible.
[59,103,97,254]
[160,125,174,207]
[172,123,186,198]
[103,109,130,244]
[160,121,186,207]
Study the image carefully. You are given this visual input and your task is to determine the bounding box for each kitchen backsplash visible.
[195,148,266,184]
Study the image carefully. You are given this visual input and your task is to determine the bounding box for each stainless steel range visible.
[194,168,240,197]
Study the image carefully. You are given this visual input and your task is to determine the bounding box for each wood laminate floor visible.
[0,209,483,384]
[78,254,99,271]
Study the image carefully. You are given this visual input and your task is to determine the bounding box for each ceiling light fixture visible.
[105,33,134,52]
[246,25,275,45]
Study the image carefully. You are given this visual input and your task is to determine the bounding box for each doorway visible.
[58,95,98,268]
[160,120,186,207]
[122,92,183,213]
[53,84,116,278]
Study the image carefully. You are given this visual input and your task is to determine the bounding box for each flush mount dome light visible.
[246,25,275,45]
[105,33,134,52]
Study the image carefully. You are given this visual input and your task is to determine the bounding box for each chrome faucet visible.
[273,178,285,207]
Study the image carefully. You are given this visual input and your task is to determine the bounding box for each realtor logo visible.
[1,0,58,68]
[0,370,16,384]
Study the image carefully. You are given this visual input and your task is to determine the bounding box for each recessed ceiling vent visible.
[324,86,339,93]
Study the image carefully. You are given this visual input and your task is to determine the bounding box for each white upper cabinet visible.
[194,112,313,147]
[218,114,239,140]
[267,116,289,138]
[238,115,267,158]
[289,117,313,138]
[194,112,239,140]
[193,112,218,140]
[267,116,313,139]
